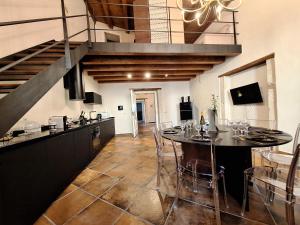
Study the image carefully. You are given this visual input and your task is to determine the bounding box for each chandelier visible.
[176,0,242,27]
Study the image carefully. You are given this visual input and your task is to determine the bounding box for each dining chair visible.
[241,144,300,225]
[262,123,300,167]
[153,127,182,186]
[159,121,174,131]
[170,139,229,211]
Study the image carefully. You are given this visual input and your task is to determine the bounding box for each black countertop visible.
[0,117,114,151]
[162,126,293,148]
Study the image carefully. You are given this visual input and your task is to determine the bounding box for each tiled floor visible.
[34,130,296,225]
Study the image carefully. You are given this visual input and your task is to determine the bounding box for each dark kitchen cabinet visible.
[0,118,115,225]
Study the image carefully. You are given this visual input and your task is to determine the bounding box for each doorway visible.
[136,100,146,123]
[130,89,160,137]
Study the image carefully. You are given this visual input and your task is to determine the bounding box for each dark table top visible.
[161,126,293,148]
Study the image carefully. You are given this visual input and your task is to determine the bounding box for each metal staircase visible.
[0,40,82,98]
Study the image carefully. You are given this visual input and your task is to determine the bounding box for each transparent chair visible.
[170,139,229,211]
[153,127,182,186]
[241,144,300,225]
[246,119,278,166]
[159,121,174,131]
[262,123,300,167]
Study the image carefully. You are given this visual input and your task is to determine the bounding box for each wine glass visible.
[195,124,202,136]
[180,122,186,133]
[231,121,238,137]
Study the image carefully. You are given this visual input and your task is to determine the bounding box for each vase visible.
[207,109,217,132]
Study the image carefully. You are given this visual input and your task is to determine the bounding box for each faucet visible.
[89,111,97,121]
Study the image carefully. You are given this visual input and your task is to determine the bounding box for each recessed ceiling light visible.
[127,73,132,79]
[165,74,168,78]
[145,72,151,79]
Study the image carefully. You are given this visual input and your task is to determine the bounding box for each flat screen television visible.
[230,82,263,105]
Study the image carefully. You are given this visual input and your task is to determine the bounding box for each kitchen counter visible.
[0,117,114,152]
[0,117,115,225]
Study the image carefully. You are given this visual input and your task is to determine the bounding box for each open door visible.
[130,90,138,137]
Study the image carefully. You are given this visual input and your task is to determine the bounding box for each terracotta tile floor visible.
[34,131,298,225]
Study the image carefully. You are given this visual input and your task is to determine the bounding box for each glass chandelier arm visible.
[176,0,212,13]
[197,6,212,26]
[217,0,242,10]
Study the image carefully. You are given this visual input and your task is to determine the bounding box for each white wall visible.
[11,72,105,130]
[0,0,88,58]
[190,0,300,152]
[97,82,190,134]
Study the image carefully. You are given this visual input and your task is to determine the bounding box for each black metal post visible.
[168,7,172,44]
[232,11,237,45]
[84,0,92,48]
[61,0,72,68]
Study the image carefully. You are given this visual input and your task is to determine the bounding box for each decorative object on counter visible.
[118,105,123,111]
[79,111,87,125]
[97,114,102,121]
[89,111,97,121]
[48,116,66,129]
[24,119,41,134]
[207,94,219,132]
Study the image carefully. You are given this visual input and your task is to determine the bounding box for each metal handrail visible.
[88,1,238,12]
[0,14,86,27]
[92,15,238,24]
[91,28,239,36]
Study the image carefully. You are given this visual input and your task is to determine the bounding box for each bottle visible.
[200,112,205,132]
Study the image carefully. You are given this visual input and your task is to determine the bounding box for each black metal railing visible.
[0,0,239,74]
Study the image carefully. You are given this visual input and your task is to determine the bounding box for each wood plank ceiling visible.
[86,0,134,30]
[81,42,242,83]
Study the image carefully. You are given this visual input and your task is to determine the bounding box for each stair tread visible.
[0,60,56,65]
[0,84,20,88]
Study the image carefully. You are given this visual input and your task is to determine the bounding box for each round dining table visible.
[161,126,293,206]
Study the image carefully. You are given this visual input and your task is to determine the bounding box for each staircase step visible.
[0,84,20,93]
[0,60,56,66]
[0,70,37,75]
[0,74,34,81]
[14,53,64,58]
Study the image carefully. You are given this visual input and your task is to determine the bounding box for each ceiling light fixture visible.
[127,73,132,79]
[177,0,242,27]
[145,72,151,79]
[165,74,169,78]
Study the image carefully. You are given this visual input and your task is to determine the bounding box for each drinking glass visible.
[243,121,250,135]
[180,122,186,133]
[231,121,238,137]
[195,124,202,135]
[238,121,246,136]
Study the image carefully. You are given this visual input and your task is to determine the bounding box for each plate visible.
[246,136,278,143]
[190,135,211,142]
[262,129,283,135]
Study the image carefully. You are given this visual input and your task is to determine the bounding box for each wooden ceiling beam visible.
[88,70,201,76]
[94,75,196,80]
[81,56,225,65]
[98,79,191,83]
[92,74,197,78]
[83,64,212,72]
[121,0,128,30]
[97,0,113,28]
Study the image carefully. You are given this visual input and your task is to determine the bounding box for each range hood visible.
[84,92,102,105]
[64,63,85,101]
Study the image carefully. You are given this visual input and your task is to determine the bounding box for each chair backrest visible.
[292,123,300,154]
[247,119,277,130]
[159,121,173,131]
[286,144,300,195]
[153,127,163,156]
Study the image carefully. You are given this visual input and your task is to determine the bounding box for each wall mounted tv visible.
[230,82,263,105]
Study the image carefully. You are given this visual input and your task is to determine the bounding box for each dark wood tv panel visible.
[0,118,115,225]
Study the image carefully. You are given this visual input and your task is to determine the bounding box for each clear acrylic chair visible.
[153,127,182,187]
[170,139,229,210]
[241,144,300,225]
[159,121,174,131]
[262,123,300,167]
